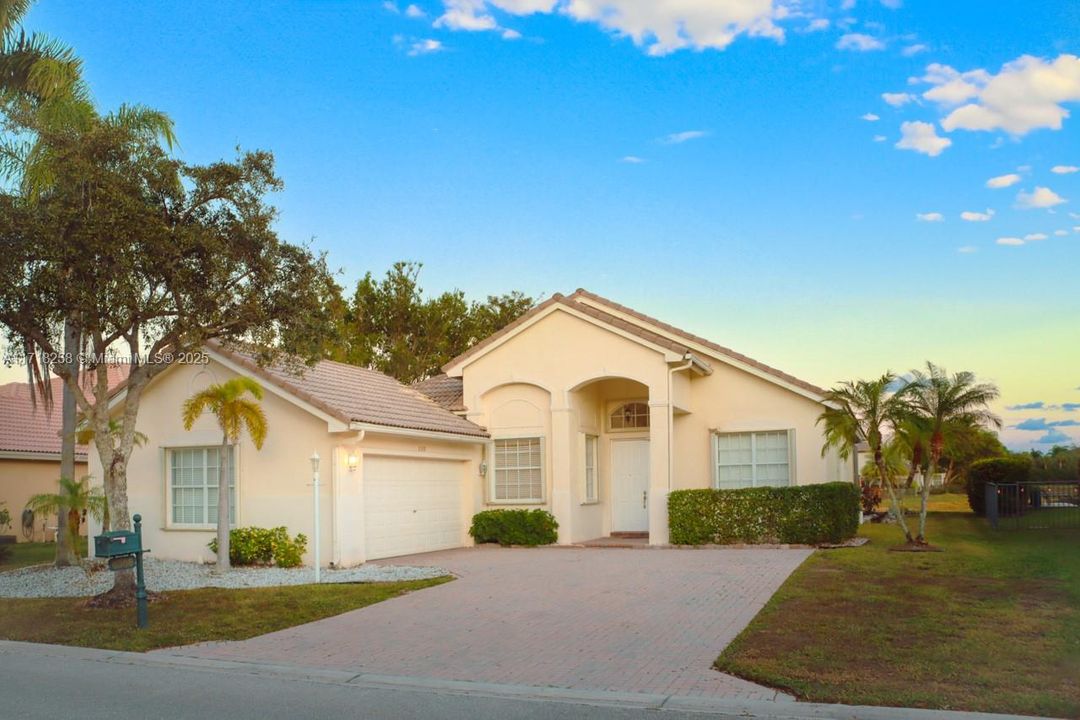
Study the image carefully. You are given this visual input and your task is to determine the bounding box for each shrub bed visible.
[208,526,308,568]
[668,482,859,545]
[469,509,558,547]
[966,456,1032,516]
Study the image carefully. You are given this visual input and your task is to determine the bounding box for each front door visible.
[612,439,650,532]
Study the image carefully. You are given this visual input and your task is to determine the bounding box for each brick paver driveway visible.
[164,546,811,700]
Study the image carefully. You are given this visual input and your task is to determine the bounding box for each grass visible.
[892,491,971,514]
[715,507,1080,718]
[0,538,89,570]
[0,577,450,652]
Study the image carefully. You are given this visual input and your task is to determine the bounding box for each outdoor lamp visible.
[310,451,320,474]
[347,453,359,472]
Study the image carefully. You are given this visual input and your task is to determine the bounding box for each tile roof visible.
[0,368,127,459]
[411,374,465,412]
[212,345,488,439]
[442,289,825,398]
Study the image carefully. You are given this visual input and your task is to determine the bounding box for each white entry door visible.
[363,456,464,560]
[611,439,650,532]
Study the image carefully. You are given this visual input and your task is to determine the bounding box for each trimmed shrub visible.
[208,526,308,568]
[469,509,558,547]
[668,482,860,546]
[966,456,1032,516]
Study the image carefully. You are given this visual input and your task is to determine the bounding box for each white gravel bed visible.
[0,557,450,598]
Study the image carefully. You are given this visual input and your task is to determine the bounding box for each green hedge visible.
[668,482,860,545]
[208,526,308,568]
[469,509,558,547]
[966,456,1032,516]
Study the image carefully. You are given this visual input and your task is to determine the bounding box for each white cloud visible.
[996,237,1025,246]
[957,245,978,253]
[1054,229,1068,236]
[1016,186,1067,209]
[861,113,880,121]
[435,0,788,55]
[384,1,401,12]
[902,43,928,57]
[916,212,944,222]
[1024,233,1048,241]
[660,130,708,145]
[919,54,1080,136]
[406,3,427,16]
[916,63,990,106]
[837,33,885,52]
[501,28,522,39]
[882,92,914,107]
[806,18,830,32]
[986,173,1021,189]
[896,121,951,157]
[873,134,887,142]
[1051,165,1079,174]
[620,155,645,164]
[841,0,856,9]
[407,38,446,55]
[960,209,995,222]
[1075,226,1080,232]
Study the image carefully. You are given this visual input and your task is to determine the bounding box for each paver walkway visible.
[162,546,811,700]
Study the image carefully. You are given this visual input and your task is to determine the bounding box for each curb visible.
[0,641,1059,720]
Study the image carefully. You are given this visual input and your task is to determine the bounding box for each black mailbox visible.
[94,530,142,558]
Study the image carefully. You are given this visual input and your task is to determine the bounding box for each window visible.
[170,446,236,526]
[713,431,792,489]
[583,434,598,503]
[609,401,649,431]
[492,437,544,502]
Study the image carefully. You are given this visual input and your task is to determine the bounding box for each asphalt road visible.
[0,649,742,720]
[0,642,1047,720]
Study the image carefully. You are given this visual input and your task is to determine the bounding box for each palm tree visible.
[25,475,106,556]
[905,363,1000,543]
[181,377,267,572]
[818,373,916,543]
[892,414,932,489]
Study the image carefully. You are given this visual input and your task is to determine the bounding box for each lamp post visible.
[310,451,321,584]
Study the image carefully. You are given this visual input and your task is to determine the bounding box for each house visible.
[0,370,125,542]
[88,289,848,565]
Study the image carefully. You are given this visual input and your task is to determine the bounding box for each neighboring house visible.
[89,289,848,566]
[0,369,125,542]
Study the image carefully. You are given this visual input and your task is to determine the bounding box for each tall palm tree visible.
[0,0,88,567]
[906,363,1000,543]
[818,373,916,543]
[892,414,932,489]
[25,475,106,556]
[181,377,267,572]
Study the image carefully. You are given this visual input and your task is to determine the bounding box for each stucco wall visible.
[88,357,484,567]
[0,458,89,542]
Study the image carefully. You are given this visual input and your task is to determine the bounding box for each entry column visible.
[648,400,671,545]
[549,404,575,544]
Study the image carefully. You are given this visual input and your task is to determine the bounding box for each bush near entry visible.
[469,509,559,547]
[208,526,308,568]
[966,456,1032,517]
[668,482,860,545]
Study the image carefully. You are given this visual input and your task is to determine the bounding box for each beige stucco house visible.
[89,289,848,566]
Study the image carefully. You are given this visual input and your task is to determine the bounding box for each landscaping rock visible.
[0,557,449,598]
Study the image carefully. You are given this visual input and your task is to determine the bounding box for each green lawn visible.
[892,491,971,514]
[0,577,450,652]
[716,511,1080,717]
[0,538,89,570]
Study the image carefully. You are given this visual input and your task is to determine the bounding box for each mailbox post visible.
[94,513,150,628]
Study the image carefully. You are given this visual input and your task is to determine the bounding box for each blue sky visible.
[19,0,1080,449]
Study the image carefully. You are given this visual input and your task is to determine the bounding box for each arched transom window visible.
[609,401,649,431]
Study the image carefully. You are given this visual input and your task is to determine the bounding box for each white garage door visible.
[364,456,465,560]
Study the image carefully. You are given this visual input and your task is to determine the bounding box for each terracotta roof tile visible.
[411,374,465,412]
[212,346,488,439]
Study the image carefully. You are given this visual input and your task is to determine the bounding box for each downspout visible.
[667,357,694,493]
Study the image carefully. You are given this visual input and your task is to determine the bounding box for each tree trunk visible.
[216,438,230,572]
[54,319,79,567]
[875,450,913,543]
[904,442,923,489]
[105,452,135,595]
[916,454,938,544]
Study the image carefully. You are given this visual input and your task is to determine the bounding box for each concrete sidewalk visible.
[0,641,1061,720]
